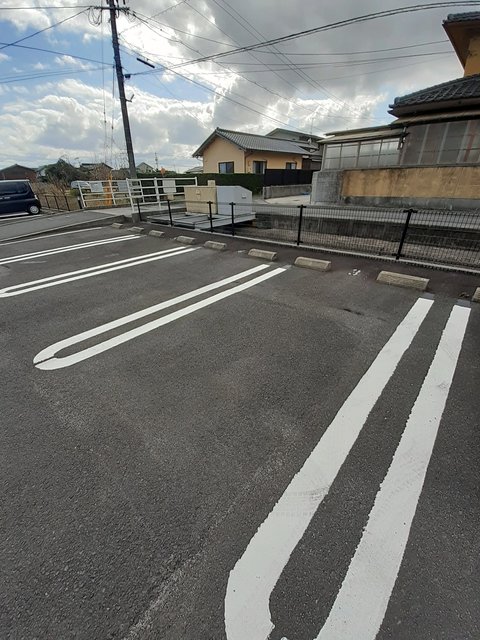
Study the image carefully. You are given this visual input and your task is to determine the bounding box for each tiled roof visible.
[193,127,312,156]
[390,74,480,113]
[445,12,480,22]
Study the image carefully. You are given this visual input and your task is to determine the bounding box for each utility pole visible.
[107,0,137,180]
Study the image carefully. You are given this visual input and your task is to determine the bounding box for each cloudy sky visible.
[0,0,473,171]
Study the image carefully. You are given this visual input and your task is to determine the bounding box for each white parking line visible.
[0,235,140,264]
[224,296,434,640]
[34,264,278,369]
[0,246,194,297]
[315,304,470,640]
[0,227,103,246]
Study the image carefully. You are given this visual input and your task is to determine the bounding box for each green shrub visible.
[197,173,263,194]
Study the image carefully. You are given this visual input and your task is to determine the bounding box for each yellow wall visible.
[184,185,217,214]
[244,151,304,172]
[202,137,245,173]
[464,35,480,76]
[200,136,304,173]
[342,166,480,199]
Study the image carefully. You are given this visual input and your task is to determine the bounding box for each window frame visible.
[218,161,234,174]
[252,160,267,174]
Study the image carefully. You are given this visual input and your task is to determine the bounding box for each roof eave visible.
[192,129,248,157]
[389,96,480,117]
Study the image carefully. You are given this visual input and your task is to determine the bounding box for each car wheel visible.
[28,205,40,215]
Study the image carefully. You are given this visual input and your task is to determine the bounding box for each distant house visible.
[80,162,112,179]
[313,11,480,210]
[193,127,323,174]
[136,162,155,174]
[185,165,204,174]
[0,164,37,181]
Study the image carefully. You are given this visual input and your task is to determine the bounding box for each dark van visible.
[0,180,41,216]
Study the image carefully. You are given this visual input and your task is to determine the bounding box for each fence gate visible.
[77,177,197,212]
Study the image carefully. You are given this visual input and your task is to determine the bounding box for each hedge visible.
[196,173,263,194]
[136,172,264,194]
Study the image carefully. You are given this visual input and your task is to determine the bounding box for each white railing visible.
[77,177,198,211]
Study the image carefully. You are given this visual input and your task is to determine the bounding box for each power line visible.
[171,2,480,68]
[119,44,311,132]
[130,9,233,47]
[186,0,317,117]
[210,50,453,68]
[0,66,109,84]
[207,0,377,122]
[179,53,454,75]
[120,0,189,34]
[0,5,92,9]
[0,9,86,52]
[126,11,373,123]
[120,31,364,125]
[128,8,320,120]
[247,40,450,56]
[0,41,110,65]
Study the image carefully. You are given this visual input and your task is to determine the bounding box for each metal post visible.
[136,199,142,221]
[79,185,86,209]
[297,204,304,246]
[396,208,415,260]
[230,201,235,236]
[107,0,137,180]
[208,200,213,233]
[54,194,59,210]
[65,195,70,211]
[167,199,173,226]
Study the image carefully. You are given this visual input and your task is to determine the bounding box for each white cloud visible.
[0,0,471,167]
[0,53,11,63]
[54,55,94,70]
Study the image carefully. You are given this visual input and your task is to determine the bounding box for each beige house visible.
[313,11,480,210]
[193,128,321,174]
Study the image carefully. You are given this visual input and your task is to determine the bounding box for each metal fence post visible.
[396,208,415,260]
[230,201,235,236]
[167,199,173,226]
[296,204,304,246]
[208,201,213,233]
[54,194,59,209]
[136,199,142,222]
[65,195,70,211]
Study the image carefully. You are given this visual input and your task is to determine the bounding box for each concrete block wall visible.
[311,170,344,204]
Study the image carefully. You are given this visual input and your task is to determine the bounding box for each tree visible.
[43,159,86,186]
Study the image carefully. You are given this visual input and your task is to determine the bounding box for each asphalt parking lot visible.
[1,226,479,640]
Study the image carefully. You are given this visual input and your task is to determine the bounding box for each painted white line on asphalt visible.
[315,303,470,640]
[0,247,193,297]
[0,214,41,220]
[33,264,273,369]
[224,296,434,640]
[0,235,140,264]
[0,227,104,246]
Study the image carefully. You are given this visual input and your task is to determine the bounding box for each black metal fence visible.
[136,199,480,270]
[264,169,314,186]
[39,193,80,211]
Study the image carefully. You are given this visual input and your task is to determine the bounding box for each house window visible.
[252,160,267,174]
[218,161,234,173]
[286,162,297,169]
[323,139,400,170]
[322,144,342,169]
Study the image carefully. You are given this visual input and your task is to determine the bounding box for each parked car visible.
[0,180,41,216]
